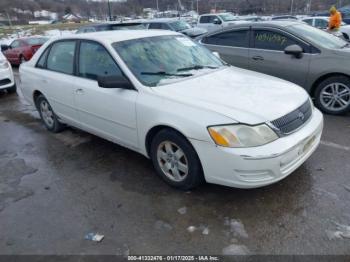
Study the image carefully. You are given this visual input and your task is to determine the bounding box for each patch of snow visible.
[222,244,250,255]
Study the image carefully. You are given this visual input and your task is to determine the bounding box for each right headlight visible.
[0,59,9,69]
[208,124,279,148]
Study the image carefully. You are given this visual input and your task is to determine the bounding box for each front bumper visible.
[0,64,15,90]
[190,109,324,189]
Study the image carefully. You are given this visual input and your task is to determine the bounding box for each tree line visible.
[1,0,350,20]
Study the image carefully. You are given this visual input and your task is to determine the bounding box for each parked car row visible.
[76,19,208,38]
[19,30,323,190]
[1,37,48,65]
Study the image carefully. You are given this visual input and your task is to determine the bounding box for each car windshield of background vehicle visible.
[219,13,238,22]
[111,24,147,30]
[27,38,49,45]
[289,24,347,49]
[113,35,224,87]
[170,21,192,31]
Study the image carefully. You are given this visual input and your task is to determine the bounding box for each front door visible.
[73,40,138,148]
[249,28,311,88]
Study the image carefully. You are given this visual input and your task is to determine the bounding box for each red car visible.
[2,37,48,65]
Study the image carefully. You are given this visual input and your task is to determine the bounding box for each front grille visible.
[0,78,11,86]
[271,100,312,135]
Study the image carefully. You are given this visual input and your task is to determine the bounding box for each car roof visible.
[51,30,180,44]
[146,18,184,23]
[200,13,232,16]
[222,20,304,28]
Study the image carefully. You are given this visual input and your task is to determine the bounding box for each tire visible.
[314,76,350,115]
[35,95,65,133]
[150,128,205,190]
[6,84,16,94]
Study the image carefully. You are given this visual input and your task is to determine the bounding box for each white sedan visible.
[0,52,16,93]
[19,30,323,190]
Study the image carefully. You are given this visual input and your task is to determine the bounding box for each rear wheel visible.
[150,129,204,190]
[36,95,65,133]
[314,76,350,115]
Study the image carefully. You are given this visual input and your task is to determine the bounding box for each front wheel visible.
[150,129,205,190]
[314,76,350,115]
[36,95,65,133]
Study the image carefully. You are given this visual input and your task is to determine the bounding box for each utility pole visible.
[197,0,199,14]
[156,0,159,12]
[290,0,294,14]
[107,0,112,21]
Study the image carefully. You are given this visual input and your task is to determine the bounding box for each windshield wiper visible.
[177,65,219,72]
[141,71,193,77]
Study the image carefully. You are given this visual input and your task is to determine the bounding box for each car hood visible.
[180,27,208,37]
[151,67,308,124]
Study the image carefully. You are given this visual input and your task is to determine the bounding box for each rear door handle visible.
[252,56,264,61]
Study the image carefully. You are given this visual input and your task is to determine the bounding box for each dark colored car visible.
[145,19,208,38]
[1,37,48,65]
[76,22,147,34]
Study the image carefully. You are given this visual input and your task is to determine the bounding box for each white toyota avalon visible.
[0,51,16,94]
[19,30,323,190]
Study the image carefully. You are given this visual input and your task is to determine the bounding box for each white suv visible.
[197,13,247,32]
[0,52,16,94]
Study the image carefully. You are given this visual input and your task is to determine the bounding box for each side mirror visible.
[284,44,303,59]
[213,18,222,25]
[97,75,134,90]
[212,51,221,59]
[1,44,9,52]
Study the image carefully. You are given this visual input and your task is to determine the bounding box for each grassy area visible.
[0,22,89,39]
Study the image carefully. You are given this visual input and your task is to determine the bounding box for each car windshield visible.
[170,20,191,31]
[289,24,347,49]
[26,38,48,45]
[113,35,224,87]
[219,13,237,22]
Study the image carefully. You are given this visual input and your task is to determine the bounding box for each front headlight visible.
[0,60,9,69]
[208,124,278,148]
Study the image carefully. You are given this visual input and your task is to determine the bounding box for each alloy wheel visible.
[157,141,189,182]
[40,100,54,128]
[320,82,350,112]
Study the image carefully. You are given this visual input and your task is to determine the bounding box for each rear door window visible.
[253,30,300,51]
[46,41,76,75]
[203,30,249,48]
[199,16,211,23]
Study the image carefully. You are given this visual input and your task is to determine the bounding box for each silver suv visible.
[198,21,350,115]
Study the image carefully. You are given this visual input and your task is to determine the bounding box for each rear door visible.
[248,27,311,87]
[200,28,250,69]
[37,40,80,124]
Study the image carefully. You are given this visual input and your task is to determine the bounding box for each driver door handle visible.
[252,56,264,61]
